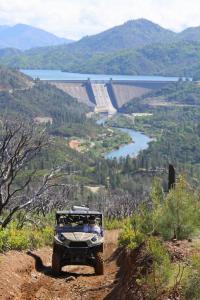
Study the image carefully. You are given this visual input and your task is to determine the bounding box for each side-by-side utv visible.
[52,206,104,275]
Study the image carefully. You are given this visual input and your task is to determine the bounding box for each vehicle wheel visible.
[94,251,104,275]
[52,244,62,274]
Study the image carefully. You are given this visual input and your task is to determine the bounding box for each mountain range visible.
[0,24,73,49]
[1,19,200,77]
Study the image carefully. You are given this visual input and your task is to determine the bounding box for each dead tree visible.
[0,120,49,227]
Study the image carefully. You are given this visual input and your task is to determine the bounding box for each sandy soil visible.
[0,230,120,300]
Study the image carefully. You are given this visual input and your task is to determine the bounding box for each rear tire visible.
[52,244,62,274]
[94,252,104,275]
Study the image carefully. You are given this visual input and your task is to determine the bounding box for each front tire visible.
[52,244,62,274]
[94,252,104,275]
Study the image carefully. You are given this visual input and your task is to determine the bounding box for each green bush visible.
[0,229,8,251]
[41,226,54,246]
[120,235,172,299]
[119,220,145,249]
[142,237,172,299]
[105,217,129,230]
[183,255,200,300]
[7,225,30,250]
[157,176,200,240]
[0,217,54,252]
[121,176,200,243]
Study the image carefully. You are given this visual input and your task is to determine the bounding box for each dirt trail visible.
[0,230,120,300]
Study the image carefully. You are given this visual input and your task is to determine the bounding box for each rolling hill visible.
[64,18,176,54]
[0,66,88,128]
[0,65,33,90]
[1,19,200,77]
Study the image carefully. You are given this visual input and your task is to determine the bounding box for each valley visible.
[1,13,200,300]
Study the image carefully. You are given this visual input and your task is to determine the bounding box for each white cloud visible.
[0,0,200,39]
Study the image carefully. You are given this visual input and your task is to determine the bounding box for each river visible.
[105,128,152,159]
[96,118,152,159]
[21,69,182,82]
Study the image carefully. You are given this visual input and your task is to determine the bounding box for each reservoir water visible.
[105,128,152,159]
[22,69,182,82]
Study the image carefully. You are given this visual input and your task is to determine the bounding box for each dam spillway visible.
[45,79,176,114]
[91,83,117,114]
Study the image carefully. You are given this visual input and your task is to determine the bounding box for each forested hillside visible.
[2,19,200,77]
[0,65,33,90]
[123,80,200,111]
[1,41,200,77]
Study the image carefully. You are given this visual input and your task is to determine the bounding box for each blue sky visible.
[0,0,200,40]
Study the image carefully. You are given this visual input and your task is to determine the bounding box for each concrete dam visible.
[46,79,175,114]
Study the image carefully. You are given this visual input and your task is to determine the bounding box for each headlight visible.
[91,236,97,242]
[60,235,65,241]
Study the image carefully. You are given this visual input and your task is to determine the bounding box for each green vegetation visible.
[141,238,172,298]
[119,177,200,299]
[123,80,200,111]
[183,255,200,299]
[2,40,200,78]
[119,177,200,248]
[75,127,131,157]
[104,217,130,230]
[0,65,32,89]
[0,213,54,251]
[0,67,199,300]
[3,19,200,78]
[0,67,157,214]
[0,82,90,137]
[119,81,200,184]
[4,19,200,79]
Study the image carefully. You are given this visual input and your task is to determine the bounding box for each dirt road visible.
[0,230,121,300]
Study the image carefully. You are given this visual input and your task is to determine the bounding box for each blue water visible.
[21,69,182,82]
[105,128,152,159]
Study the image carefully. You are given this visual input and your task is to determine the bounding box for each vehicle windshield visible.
[56,214,103,235]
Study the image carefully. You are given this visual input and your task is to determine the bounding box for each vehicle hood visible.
[61,232,96,241]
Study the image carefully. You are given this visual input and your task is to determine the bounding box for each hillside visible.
[0,19,176,71]
[0,83,87,122]
[122,80,200,113]
[62,41,200,77]
[1,19,200,77]
[179,25,200,42]
[2,40,199,77]
[0,66,91,134]
[0,24,73,50]
[0,65,33,90]
[65,19,176,53]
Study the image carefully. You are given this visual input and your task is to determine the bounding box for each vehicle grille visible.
[69,242,88,248]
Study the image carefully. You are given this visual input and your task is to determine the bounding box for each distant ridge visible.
[65,18,176,53]
[0,24,73,50]
[2,19,200,78]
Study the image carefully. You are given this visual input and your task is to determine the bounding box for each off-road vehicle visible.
[52,206,104,275]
